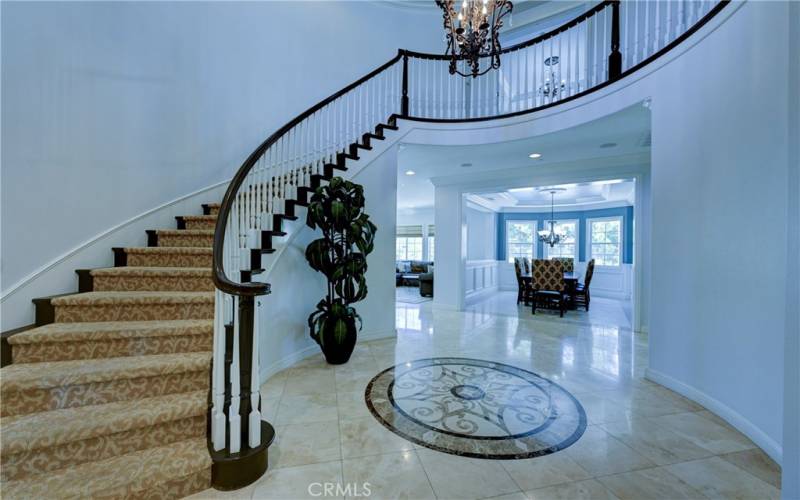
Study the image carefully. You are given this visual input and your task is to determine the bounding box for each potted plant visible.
[305,177,377,364]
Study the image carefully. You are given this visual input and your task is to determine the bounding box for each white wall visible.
[643,1,789,462]
[1,1,440,329]
[465,204,497,261]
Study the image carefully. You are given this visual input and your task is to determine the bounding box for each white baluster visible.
[249,296,262,448]
[211,288,226,451]
[229,294,241,454]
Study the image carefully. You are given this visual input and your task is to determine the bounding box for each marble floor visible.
[189,296,781,500]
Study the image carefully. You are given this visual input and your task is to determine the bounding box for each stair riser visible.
[127,253,212,268]
[54,302,214,323]
[1,371,208,417]
[132,468,211,500]
[157,234,214,248]
[184,219,217,230]
[93,275,213,292]
[1,415,205,482]
[12,334,212,363]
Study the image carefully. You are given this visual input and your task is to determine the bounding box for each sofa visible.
[396,260,433,287]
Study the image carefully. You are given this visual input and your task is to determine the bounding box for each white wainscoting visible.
[464,260,500,303]
[498,261,633,301]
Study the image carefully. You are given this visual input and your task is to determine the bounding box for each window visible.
[589,217,622,266]
[396,237,423,260]
[506,220,536,263]
[544,220,578,261]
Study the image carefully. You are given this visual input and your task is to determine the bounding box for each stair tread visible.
[90,266,211,277]
[8,319,213,345]
[0,352,211,392]
[51,291,214,306]
[1,390,207,455]
[124,247,212,255]
[155,229,214,236]
[1,437,210,498]
[178,215,216,221]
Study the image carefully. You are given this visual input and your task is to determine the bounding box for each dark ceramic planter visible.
[318,316,357,365]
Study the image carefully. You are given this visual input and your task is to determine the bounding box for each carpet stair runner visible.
[0,203,221,498]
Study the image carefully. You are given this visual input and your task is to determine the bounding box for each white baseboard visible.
[645,367,782,465]
[259,329,397,384]
[465,285,499,305]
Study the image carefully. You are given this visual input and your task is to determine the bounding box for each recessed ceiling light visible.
[599,142,618,148]
[460,162,473,168]
[528,153,542,159]
[405,170,416,176]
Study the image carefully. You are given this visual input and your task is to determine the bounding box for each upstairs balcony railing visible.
[207,0,728,490]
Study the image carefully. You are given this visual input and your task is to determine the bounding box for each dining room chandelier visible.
[538,188,567,247]
[435,0,513,78]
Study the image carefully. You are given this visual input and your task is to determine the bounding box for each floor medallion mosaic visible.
[365,357,587,459]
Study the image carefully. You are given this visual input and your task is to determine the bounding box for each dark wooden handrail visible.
[213,0,730,296]
[212,53,403,296]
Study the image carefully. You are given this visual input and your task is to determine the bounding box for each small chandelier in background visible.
[537,56,566,100]
[538,188,567,248]
[435,0,513,78]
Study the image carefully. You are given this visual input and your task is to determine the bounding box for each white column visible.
[433,185,465,311]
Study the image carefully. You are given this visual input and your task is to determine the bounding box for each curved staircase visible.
[0,202,222,498]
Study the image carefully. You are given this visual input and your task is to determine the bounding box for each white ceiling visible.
[469,179,635,212]
[396,104,650,211]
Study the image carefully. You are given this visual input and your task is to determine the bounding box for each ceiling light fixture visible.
[405,170,416,176]
[528,153,542,159]
[436,0,513,78]
[538,188,567,248]
[599,142,618,148]
[460,162,473,168]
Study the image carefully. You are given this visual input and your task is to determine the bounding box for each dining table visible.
[520,271,579,310]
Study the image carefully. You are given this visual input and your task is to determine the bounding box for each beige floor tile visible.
[597,467,706,499]
[601,418,713,465]
[666,456,780,499]
[251,460,343,500]
[186,484,256,499]
[651,412,755,455]
[260,396,281,424]
[483,493,529,500]
[275,393,338,425]
[500,452,591,490]
[342,451,436,500]
[271,421,341,469]
[334,369,378,393]
[260,372,287,399]
[564,427,655,476]
[339,416,414,458]
[282,367,338,396]
[336,390,372,420]
[524,478,620,500]
[416,448,520,500]
[719,448,782,489]
[574,393,641,425]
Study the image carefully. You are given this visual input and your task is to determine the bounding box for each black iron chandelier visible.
[435,0,513,78]
[538,188,567,247]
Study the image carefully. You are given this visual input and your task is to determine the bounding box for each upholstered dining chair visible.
[552,257,574,273]
[522,257,531,274]
[531,259,567,317]
[574,259,595,311]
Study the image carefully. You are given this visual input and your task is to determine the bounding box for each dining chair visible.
[531,259,568,317]
[552,257,574,273]
[514,258,533,305]
[574,259,595,311]
[522,257,531,274]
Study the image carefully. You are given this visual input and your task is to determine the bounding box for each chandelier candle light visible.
[538,188,567,247]
[435,0,513,78]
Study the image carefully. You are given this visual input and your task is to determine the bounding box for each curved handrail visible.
[213,0,729,297]
[212,53,403,295]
